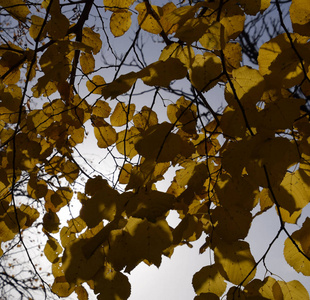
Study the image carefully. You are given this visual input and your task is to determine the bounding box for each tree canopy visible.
[0,0,310,299]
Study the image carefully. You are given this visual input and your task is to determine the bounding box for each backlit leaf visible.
[214,240,256,286]
[110,102,135,127]
[141,58,187,88]
[189,53,222,92]
[192,264,226,297]
[110,10,132,37]
[290,0,310,36]
[93,121,117,148]
[0,0,30,22]
[284,218,310,276]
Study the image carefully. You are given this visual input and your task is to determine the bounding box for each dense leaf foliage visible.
[0,0,310,299]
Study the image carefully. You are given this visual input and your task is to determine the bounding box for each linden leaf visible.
[274,170,310,215]
[94,267,131,300]
[124,189,175,222]
[141,58,187,88]
[175,17,210,44]
[75,286,88,300]
[43,211,60,233]
[27,174,48,200]
[107,217,172,273]
[136,2,162,34]
[82,27,102,55]
[86,75,106,94]
[52,276,75,297]
[44,236,63,263]
[80,52,95,74]
[47,12,70,40]
[199,21,227,51]
[80,179,121,227]
[103,0,135,11]
[192,264,227,297]
[258,33,308,88]
[225,66,265,109]
[167,96,197,135]
[133,106,158,130]
[118,163,132,184]
[110,102,135,127]
[116,127,140,159]
[284,217,310,275]
[290,0,310,36]
[62,160,79,184]
[110,10,132,37]
[220,3,245,39]
[214,240,256,286]
[134,122,182,162]
[93,121,117,148]
[102,72,139,99]
[29,15,46,40]
[278,280,310,300]
[189,53,222,92]
[92,100,111,118]
[159,43,195,68]
[0,0,30,22]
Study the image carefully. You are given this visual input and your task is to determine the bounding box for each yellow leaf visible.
[62,160,79,183]
[133,106,158,130]
[103,0,135,11]
[102,71,139,99]
[199,21,227,50]
[258,33,308,88]
[220,3,245,39]
[141,58,187,88]
[278,280,310,300]
[86,75,106,94]
[124,189,175,222]
[167,96,197,135]
[119,163,132,184]
[80,179,121,227]
[92,100,111,118]
[275,170,310,215]
[110,102,135,127]
[52,277,75,297]
[27,174,48,200]
[94,267,131,300]
[110,10,132,37]
[0,0,30,22]
[190,52,222,91]
[136,2,162,34]
[80,52,95,74]
[93,121,117,148]
[107,217,172,272]
[192,264,227,297]
[284,217,310,276]
[159,43,195,68]
[75,286,88,300]
[29,15,46,40]
[175,17,210,44]
[82,27,102,55]
[223,42,242,72]
[43,211,60,233]
[134,122,182,162]
[116,127,140,159]
[214,240,256,286]
[47,12,70,40]
[290,0,310,36]
[245,276,276,299]
[44,236,63,263]
[225,66,265,109]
